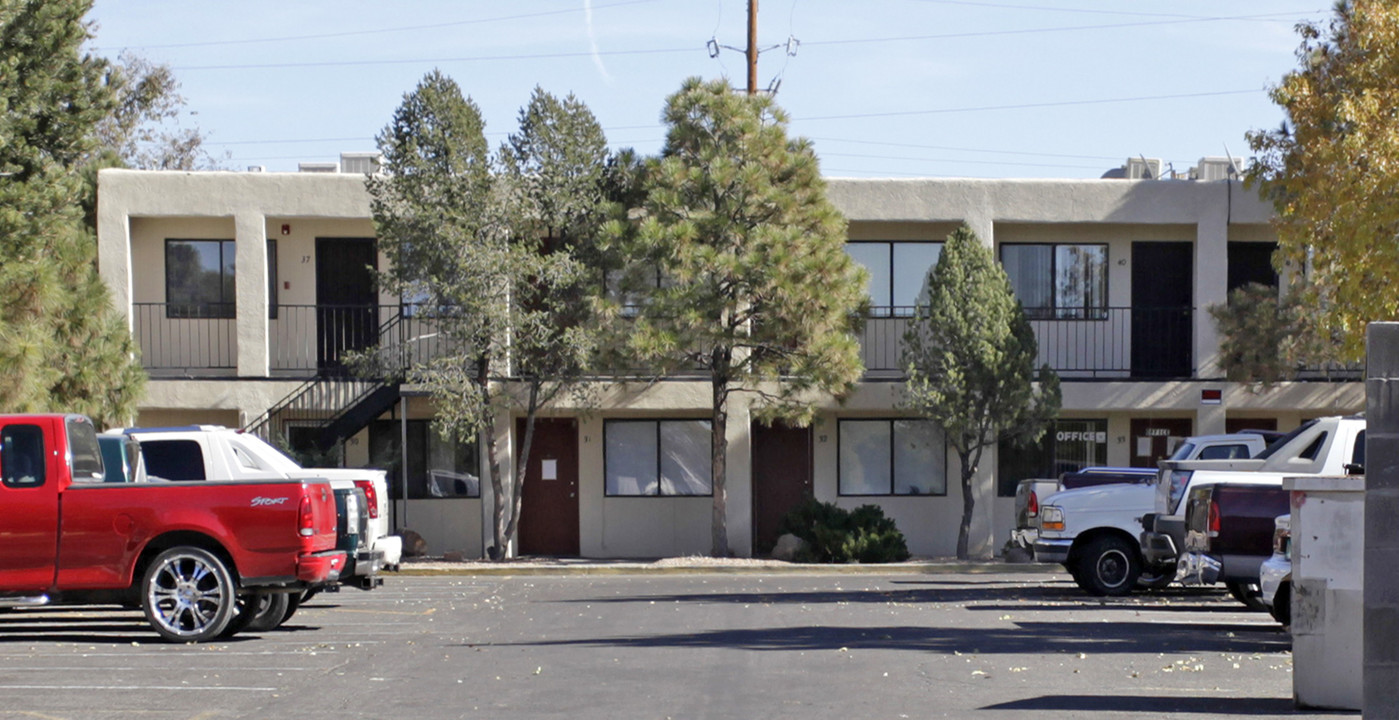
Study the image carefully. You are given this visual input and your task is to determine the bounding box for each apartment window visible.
[605,420,712,496]
[845,242,943,316]
[368,420,480,499]
[838,419,945,496]
[166,239,235,318]
[997,418,1108,496]
[1000,243,1107,319]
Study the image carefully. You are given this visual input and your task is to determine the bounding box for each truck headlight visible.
[1039,506,1065,531]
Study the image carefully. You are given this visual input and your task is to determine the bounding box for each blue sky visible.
[84,1,1325,178]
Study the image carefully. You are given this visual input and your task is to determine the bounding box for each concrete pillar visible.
[95,179,134,331]
[725,396,754,558]
[1365,322,1399,714]
[1195,402,1226,437]
[234,213,269,377]
[1194,185,1230,378]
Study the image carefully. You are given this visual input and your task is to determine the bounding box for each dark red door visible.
[517,418,579,556]
[1129,418,1193,468]
[751,422,812,556]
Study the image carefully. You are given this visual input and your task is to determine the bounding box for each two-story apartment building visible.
[95,161,1363,560]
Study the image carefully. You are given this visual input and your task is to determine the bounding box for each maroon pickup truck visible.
[0,414,346,642]
[1177,482,1289,610]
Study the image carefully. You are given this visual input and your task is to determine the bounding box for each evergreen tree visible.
[368,75,611,560]
[607,77,867,557]
[900,226,1060,560]
[0,0,144,426]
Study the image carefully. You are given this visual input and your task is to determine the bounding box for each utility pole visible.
[746,0,758,95]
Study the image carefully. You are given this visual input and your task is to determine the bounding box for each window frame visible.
[845,240,944,317]
[998,242,1109,320]
[165,239,236,319]
[603,419,714,498]
[996,418,1109,497]
[836,418,947,497]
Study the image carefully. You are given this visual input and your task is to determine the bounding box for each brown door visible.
[1226,417,1278,434]
[1129,418,1193,468]
[516,418,579,556]
[751,422,813,557]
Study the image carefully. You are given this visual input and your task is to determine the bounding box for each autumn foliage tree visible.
[1243,0,1399,367]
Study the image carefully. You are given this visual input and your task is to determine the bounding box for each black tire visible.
[1269,583,1291,626]
[1227,580,1269,612]
[141,546,238,643]
[1073,535,1142,596]
[223,591,292,637]
[282,592,303,624]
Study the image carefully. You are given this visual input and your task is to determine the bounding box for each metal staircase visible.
[244,310,426,453]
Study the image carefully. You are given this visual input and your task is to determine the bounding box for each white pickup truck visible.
[117,426,402,588]
[1032,432,1273,596]
[1141,415,1365,602]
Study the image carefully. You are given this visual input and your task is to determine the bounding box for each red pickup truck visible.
[0,414,345,642]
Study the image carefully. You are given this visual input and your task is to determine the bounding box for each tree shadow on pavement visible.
[485,619,1290,656]
[981,695,1350,716]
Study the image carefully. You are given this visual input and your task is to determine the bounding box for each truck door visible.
[0,420,60,591]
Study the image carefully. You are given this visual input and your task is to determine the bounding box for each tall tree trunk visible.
[479,357,508,561]
[957,448,975,560]
[504,382,540,549]
[711,376,729,557]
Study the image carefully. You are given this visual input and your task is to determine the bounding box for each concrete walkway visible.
[395,556,1064,576]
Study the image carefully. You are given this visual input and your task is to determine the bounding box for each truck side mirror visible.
[1344,463,1364,476]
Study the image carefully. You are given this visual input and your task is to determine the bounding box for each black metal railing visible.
[133,302,236,375]
[860,306,1196,379]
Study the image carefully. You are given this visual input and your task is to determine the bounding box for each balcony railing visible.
[133,303,468,377]
[860,306,1196,380]
[133,302,236,375]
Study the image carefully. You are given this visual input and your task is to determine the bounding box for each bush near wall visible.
[777,499,911,563]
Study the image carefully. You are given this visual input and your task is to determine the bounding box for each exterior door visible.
[1129,418,1193,468]
[0,419,59,591]
[751,422,813,556]
[1130,242,1193,379]
[517,418,580,556]
[315,237,378,374]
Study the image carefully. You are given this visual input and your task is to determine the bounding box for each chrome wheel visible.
[142,547,237,643]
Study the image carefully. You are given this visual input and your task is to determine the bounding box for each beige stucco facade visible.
[96,168,1364,561]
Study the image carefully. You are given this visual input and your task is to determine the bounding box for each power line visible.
[809,137,1121,162]
[907,0,1298,21]
[90,0,663,51]
[164,11,1316,72]
[818,151,1106,171]
[796,89,1262,122]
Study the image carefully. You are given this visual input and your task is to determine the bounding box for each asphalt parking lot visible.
[0,570,1349,720]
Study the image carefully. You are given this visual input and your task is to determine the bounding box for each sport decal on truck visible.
[251,496,290,507]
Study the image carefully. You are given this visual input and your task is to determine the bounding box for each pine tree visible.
[901,226,1060,560]
[0,0,144,426]
[607,77,868,557]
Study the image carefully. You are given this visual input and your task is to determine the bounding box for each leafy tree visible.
[367,75,610,560]
[94,51,225,171]
[605,77,868,557]
[1245,0,1399,365]
[0,0,144,427]
[900,225,1060,560]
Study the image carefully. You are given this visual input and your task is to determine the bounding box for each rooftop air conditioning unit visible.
[1190,156,1242,181]
[246,165,266,173]
[1124,157,1163,180]
[340,152,384,175]
[298,162,339,173]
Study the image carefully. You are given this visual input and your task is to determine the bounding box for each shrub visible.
[777,499,910,563]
